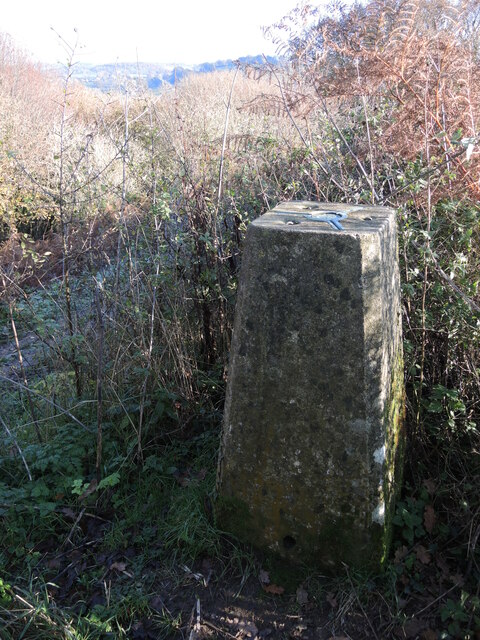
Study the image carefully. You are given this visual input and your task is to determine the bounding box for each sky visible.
[2,0,311,66]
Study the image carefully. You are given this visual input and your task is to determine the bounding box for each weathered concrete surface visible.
[216,202,405,571]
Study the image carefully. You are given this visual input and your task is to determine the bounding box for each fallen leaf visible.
[110,560,134,577]
[79,478,98,501]
[436,554,449,576]
[416,545,432,565]
[290,623,308,638]
[262,583,285,595]
[424,505,436,533]
[46,557,62,569]
[60,507,76,519]
[259,569,270,584]
[296,586,308,605]
[395,545,409,563]
[421,630,437,640]
[404,619,428,639]
[131,619,158,640]
[449,573,465,586]
[326,592,338,609]
[237,619,259,638]
[423,478,436,495]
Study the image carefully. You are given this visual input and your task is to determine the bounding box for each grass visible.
[0,419,229,638]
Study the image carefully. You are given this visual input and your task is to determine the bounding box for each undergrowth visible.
[0,408,234,638]
[0,0,479,638]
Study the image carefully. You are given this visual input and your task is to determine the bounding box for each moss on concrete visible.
[380,350,406,566]
[215,494,256,543]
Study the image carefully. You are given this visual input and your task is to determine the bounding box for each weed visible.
[393,494,427,547]
[440,591,480,639]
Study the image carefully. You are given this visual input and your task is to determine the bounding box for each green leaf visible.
[98,472,120,490]
[427,400,443,413]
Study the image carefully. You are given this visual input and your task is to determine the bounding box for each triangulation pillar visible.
[216,202,405,571]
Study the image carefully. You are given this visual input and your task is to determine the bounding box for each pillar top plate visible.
[254,201,395,234]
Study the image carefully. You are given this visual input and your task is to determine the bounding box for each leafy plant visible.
[393,496,426,547]
[440,591,480,639]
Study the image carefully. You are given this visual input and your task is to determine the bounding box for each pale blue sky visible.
[2,0,313,65]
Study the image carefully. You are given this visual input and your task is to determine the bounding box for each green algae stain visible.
[215,494,257,543]
[380,349,406,567]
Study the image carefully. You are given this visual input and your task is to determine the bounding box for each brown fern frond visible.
[255,0,480,203]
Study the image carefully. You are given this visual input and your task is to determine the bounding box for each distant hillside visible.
[69,55,279,91]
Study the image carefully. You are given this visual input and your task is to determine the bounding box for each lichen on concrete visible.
[216,202,405,572]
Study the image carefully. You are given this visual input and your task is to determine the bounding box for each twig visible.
[466,507,480,577]
[136,140,161,462]
[213,65,239,267]
[10,588,75,638]
[428,251,480,314]
[1,269,43,443]
[51,560,76,584]
[94,277,104,483]
[410,239,480,314]
[414,581,461,616]
[202,618,238,639]
[356,58,376,204]
[381,144,467,202]
[344,565,379,640]
[0,415,32,481]
[263,56,346,194]
[188,598,201,640]
[61,507,86,549]
[114,87,130,312]
[217,67,239,208]
[0,374,94,432]
[317,93,379,202]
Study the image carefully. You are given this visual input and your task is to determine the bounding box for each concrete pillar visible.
[216,202,405,571]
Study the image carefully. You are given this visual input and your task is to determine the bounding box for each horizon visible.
[51,54,280,69]
[2,0,313,67]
